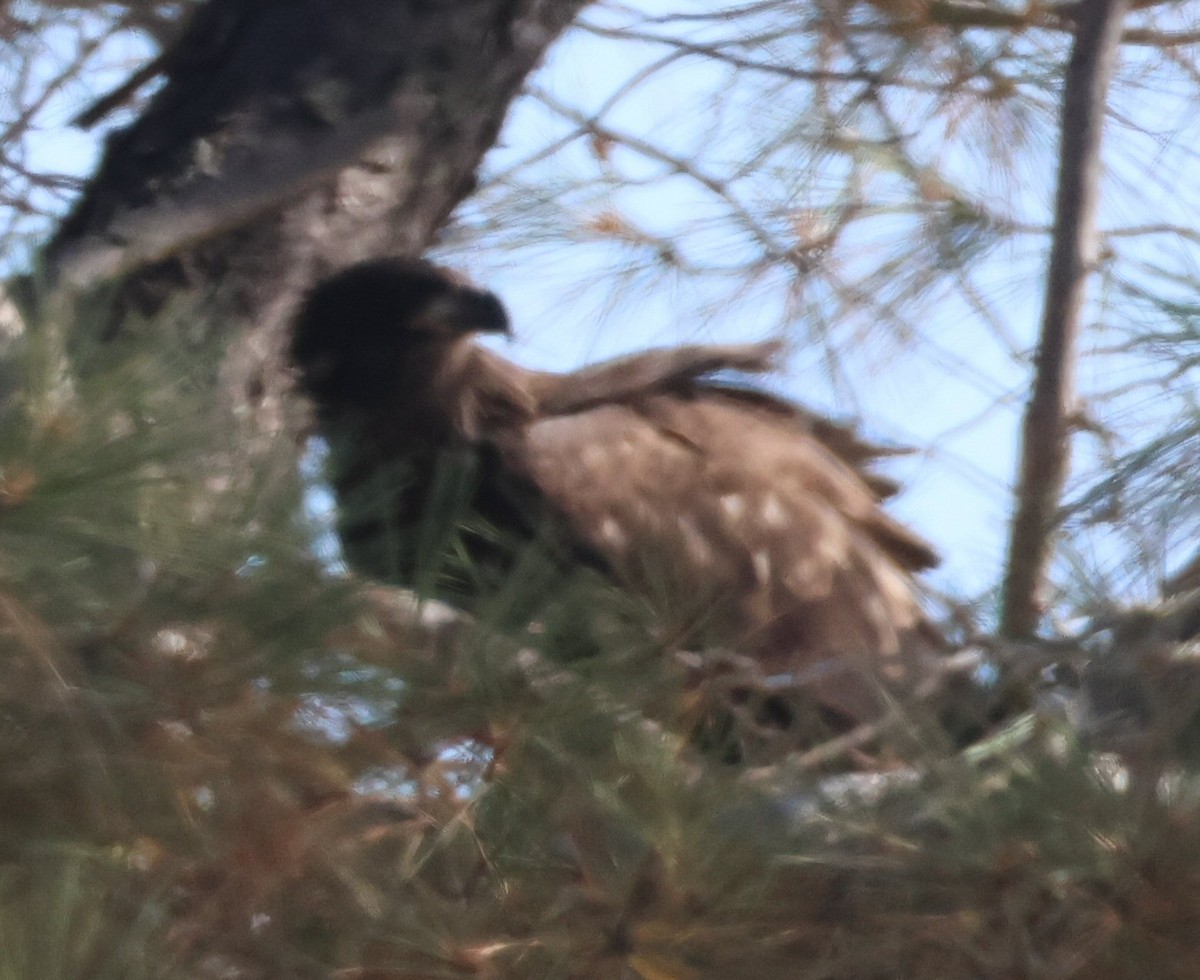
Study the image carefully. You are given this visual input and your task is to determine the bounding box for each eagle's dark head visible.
[290,257,510,409]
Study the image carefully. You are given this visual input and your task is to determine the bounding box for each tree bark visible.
[1000,0,1131,638]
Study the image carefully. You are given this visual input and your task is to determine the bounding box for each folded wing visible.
[499,377,938,723]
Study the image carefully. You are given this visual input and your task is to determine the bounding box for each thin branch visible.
[1000,0,1133,638]
[577,22,964,94]
[1103,223,1200,244]
[837,0,1199,47]
[529,86,794,264]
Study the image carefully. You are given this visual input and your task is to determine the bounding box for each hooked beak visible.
[424,287,511,336]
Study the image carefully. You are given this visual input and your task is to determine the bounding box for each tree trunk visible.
[43,0,591,433]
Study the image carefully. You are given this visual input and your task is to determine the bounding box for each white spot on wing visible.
[719,493,747,521]
[760,493,789,529]
[864,593,888,623]
[785,555,834,598]
[581,445,607,469]
[599,516,628,551]
[818,534,847,563]
[752,549,772,585]
[677,515,714,567]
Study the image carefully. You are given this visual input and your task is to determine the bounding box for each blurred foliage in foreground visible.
[2,312,1200,979]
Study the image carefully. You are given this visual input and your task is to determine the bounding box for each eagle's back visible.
[505,381,938,722]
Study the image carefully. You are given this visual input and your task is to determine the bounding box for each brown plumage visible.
[290,257,940,723]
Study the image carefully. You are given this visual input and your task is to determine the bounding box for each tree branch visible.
[1000,0,1132,638]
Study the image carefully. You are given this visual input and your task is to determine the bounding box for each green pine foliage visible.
[3,304,1200,979]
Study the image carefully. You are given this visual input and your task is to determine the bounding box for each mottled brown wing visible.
[501,386,938,723]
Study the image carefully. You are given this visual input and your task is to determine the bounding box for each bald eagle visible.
[290,258,940,725]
